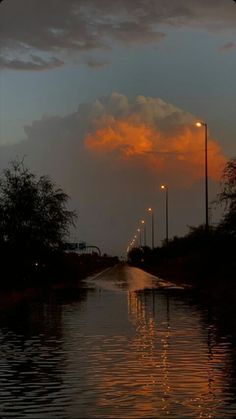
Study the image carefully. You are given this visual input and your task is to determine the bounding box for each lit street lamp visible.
[161,184,169,243]
[137,228,141,247]
[141,220,146,247]
[196,121,209,232]
[148,208,154,249]
[133,235,137,247]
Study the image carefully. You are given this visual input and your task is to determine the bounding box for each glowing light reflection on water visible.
[0,265,235,418]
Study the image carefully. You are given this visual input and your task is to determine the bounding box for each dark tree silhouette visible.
[0,160,77,259]
[217,157,236,236]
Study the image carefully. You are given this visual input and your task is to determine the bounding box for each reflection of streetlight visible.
[196,121,209,232]
[148,208,154,249]
[161,184,169,244]
[141,220,146,247]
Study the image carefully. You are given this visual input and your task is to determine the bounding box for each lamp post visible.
[196,121,209,232]
[141,220,146,247]
[161,184,169,244]
[148,208,154,249]
[137,228,141,247]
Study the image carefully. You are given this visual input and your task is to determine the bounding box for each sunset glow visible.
[85,116,226,182]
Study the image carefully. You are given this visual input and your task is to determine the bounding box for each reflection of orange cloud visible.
[85,117,226,181]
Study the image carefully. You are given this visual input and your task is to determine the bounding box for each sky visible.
[0,0,236,256]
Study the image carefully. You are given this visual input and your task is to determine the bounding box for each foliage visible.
[0,160,77,259]
[217,157,236,236]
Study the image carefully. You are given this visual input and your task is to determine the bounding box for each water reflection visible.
[0,266,235,418]
[127,286,236,418]
[0,288,89,418]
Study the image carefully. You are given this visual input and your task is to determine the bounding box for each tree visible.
[0,160,77,260]
[217,157,236,236]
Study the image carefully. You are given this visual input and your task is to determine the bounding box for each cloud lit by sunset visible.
[86,118,154,157]
[0,92,230,254]
[85,95,226,183]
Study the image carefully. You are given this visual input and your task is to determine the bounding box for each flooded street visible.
[0,265,235,418]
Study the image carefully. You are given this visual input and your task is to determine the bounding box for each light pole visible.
[148,208,154,249]
[161,184,169,243]
[141,220,146,247]
[137,228,141,247]
[196,121,208,232]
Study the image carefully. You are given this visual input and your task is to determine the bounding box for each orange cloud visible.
[86,117,154,157]
[85,116,226,182]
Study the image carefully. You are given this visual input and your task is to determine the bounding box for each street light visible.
[196,121,209,232]
[148,208,154,249]
[161,184,169,244]
[133,235,137,247]
[137,228,141,247]
[141,220,146,247]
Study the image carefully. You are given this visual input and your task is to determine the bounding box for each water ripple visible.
[0,266,235,418]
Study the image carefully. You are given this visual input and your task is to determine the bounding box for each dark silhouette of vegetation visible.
[0,161,118,290]
[0,160,76,253]
[0,160,77,286]
[217,157,236,236]
[128,157,236,295]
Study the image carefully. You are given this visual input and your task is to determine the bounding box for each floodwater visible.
[0,265,235,418]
